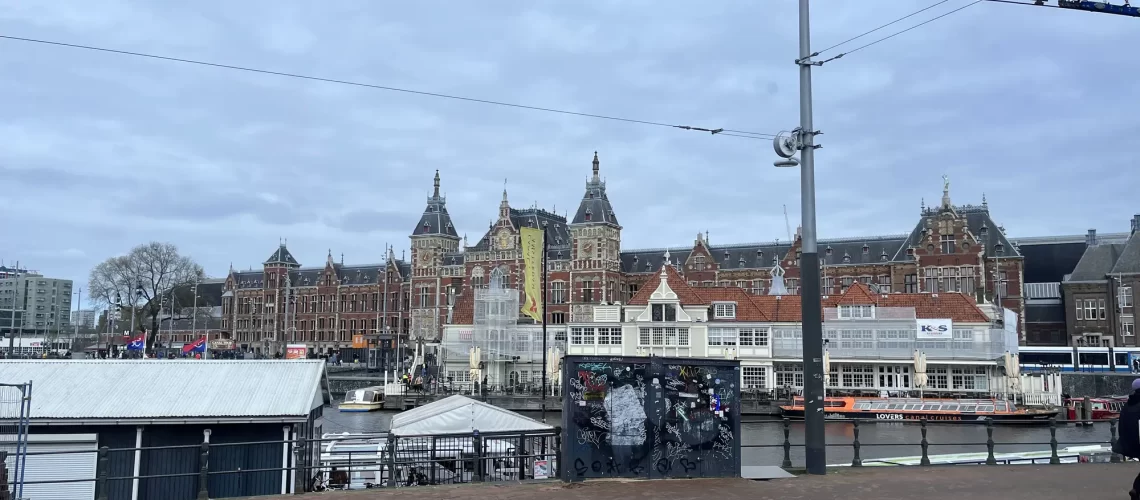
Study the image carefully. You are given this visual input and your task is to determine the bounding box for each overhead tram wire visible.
[814,0,957,55]
[0,34,776,140]
[814,0,984,65]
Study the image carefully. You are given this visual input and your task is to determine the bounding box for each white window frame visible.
[708,327,738,346]
[1121,286,1134,308]
[838,305,874,319]
[713,302,737,319]
[1123,319,1135,337]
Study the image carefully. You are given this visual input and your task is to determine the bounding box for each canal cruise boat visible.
[338,386,385,412]
[780,396,1060,422]
[1064,396,1126,421]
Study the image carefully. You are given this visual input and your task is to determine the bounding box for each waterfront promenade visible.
[244,464,1138,499]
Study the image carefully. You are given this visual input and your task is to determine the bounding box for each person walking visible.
[1113,379,1140,499]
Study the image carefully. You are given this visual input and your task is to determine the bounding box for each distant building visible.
[72,309,98,329]
[0,264,28,279]
[0,270,73,337]
[1061,215,1140,347]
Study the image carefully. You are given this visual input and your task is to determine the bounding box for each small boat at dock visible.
[780,396,1060,423]
[338,386,385,412]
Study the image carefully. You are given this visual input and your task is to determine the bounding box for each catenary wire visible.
[818,0,983,64]
[815,0,956,55]
[0,34,776,140]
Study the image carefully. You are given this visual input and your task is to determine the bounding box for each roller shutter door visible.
[20,433,98,500]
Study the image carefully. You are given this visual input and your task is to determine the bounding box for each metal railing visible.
[5,428,561,500]
[748,417,1123,469]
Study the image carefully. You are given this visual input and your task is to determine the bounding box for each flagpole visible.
[540,222,549,423]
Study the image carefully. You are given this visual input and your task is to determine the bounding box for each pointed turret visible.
[571,151,619,227]
[412,170,459,237]
[263,242,300,268]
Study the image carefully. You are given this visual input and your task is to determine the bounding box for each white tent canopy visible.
[389,395,554,436]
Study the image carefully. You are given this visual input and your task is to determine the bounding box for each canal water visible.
[320,406,1115,467]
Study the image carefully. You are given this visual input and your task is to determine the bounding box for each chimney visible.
[1086,229,1097,247]
[1132,214,1140,235]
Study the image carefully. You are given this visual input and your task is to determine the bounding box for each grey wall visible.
[1062,373,1137,397]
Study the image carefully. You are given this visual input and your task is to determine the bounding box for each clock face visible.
[496,230,514,249]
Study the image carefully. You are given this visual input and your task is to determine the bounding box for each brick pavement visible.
[243,464,1140,500]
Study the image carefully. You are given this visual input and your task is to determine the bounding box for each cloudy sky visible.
[2,1,1137,307]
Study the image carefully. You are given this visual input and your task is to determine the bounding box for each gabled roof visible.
[746,282,990,323]
[0,360,329,421]
[894,204,1019,261]
[1068,243,1127,282]
[389,395,553,436]
[626,264,706,305]
[1109,229,1140,275]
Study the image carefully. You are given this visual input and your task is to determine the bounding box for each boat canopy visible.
[389,395,554,436]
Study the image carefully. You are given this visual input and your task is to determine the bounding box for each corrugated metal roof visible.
[0,360,328,420]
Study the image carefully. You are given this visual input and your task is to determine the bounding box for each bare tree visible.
[88,242,205,352]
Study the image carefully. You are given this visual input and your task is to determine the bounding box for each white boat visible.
[338,386,385,412]
[828,445,1113,467]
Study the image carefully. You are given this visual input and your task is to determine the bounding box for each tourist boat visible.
[1064,396,1126,421]
[780,396,1060,422]
[338,386,385,412]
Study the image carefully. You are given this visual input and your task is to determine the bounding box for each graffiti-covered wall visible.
[560,356,741,481]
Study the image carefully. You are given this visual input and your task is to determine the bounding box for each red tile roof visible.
[626,265,707,306]
[446,274,991,327]
[746,282,990,323]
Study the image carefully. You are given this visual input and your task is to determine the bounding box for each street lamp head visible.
[774,158,800,168]
[115,292,122,304]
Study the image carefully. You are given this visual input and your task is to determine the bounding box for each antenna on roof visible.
[783,205,792,242]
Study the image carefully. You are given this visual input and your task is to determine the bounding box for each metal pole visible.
[74,288,81,345]
[540,225,549,423]
[797,0,826,475]
[192,280,199,344]
[129,281,138,350]
[383,247,390,371]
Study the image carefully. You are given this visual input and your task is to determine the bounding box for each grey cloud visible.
[1,0,1138,296]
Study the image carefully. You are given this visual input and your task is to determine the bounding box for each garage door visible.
[20,434,98,499]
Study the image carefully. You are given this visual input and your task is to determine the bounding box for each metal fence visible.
[0,382,31,500]
[749,417,1123,469]
[2,416,1135,498]
[8,427,561,500]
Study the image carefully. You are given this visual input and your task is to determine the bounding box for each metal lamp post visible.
[130,281,142,349]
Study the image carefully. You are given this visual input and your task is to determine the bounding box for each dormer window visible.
[651,303,677,322]
[842,255,851,264]
[862,244,869,254]
[826,246,833,255]
[584,209,592,222]
[757,249,764,258]
[713,302,736,319]
[838,304,874,319]
[995,242,1004,255]
[880,252,888,262]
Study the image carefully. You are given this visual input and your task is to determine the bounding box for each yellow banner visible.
[520,227,544,322]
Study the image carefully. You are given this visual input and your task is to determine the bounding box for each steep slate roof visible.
[469,208,572,260]
[1109,223,1140,274]
[412,170,460,238]
[571,152,619,227]
[1068,243,1127,282]
[264,243,300,266]
[893,204,1019,261]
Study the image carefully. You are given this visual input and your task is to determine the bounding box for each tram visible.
[1018,346,1140,373]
